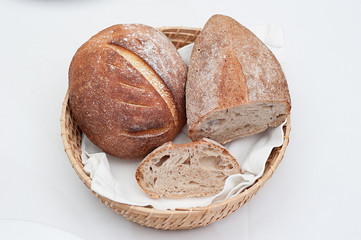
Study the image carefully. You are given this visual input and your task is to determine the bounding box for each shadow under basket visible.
[60,27,291,230]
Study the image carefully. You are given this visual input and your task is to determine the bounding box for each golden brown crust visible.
[69,24,187,159]
[214,49,249,108]
[94,24,187,124]
[186,14,291,141]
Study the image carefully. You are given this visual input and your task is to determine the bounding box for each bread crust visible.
[135,139,241,199]
[69,24,187,159]
[186,15,291,141]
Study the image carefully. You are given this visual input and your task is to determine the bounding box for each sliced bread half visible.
[186,14,291,144]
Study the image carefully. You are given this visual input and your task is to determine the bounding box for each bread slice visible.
[186,15,291,144]
[135,139,241,199]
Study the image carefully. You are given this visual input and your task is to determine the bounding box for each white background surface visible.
[0,0,360,239]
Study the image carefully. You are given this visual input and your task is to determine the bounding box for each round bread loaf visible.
[68,24,187,159]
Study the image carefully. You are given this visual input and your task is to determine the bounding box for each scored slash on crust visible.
[120,125,172,137]
[103,61,146,91]
[106,43,179,127]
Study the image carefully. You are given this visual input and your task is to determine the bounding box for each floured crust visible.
[186,15,291,143]
[135,138,241,199]
[69,24,187,159]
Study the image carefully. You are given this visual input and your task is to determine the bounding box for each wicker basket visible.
[60,27,291,230]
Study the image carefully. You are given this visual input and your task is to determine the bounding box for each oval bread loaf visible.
[135,138,241,199]
[69,24,187,159]
[186,15,291,144]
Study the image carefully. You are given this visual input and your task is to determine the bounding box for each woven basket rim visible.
[61,91,291,214]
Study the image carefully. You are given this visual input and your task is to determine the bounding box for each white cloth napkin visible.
[81,24,287,210]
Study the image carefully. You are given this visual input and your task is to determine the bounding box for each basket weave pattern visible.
[60,27,291,230]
